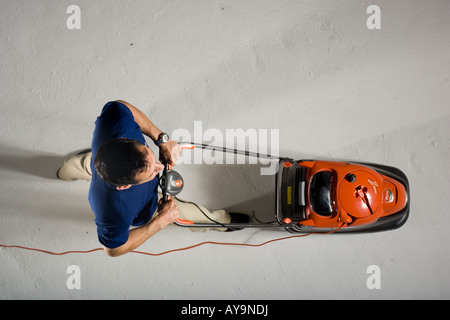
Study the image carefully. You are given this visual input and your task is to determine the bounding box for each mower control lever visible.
[160,163,184,202]
[355,185,374,216]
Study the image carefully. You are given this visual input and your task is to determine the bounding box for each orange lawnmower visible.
[159,143,409,233]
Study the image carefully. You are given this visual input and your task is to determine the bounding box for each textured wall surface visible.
[1,0,450,299]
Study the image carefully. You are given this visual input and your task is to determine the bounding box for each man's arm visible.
[116,99,162,142]
[103,199,179,257]
[116,99,180,165]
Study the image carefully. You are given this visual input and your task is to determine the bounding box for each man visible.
[57,100,248,257]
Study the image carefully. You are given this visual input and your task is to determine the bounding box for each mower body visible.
[276,159,410,233]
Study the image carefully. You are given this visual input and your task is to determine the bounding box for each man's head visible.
[94,138,164,190]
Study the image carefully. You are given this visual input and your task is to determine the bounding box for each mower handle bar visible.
[161,142,287,228]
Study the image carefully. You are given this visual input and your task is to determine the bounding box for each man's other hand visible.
[159,140,181,165]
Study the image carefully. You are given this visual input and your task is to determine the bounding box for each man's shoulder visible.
[99,100,133,119]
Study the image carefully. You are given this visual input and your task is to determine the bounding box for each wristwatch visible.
[155,132,169,146]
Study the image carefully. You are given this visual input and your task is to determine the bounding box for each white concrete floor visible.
[1,0,450,300]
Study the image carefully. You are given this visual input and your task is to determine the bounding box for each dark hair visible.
[94,138,148,186]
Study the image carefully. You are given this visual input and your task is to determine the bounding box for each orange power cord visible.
[0,224,344,257]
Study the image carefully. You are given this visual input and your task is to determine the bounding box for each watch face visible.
[156,133,169,145]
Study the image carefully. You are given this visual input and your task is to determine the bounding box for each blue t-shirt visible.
[88,101,159,249]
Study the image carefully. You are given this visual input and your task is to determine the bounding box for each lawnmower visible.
[159,142,409,233]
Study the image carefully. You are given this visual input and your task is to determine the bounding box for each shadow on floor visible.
[0,144,67,180]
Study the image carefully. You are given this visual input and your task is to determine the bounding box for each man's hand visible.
[156,198,179,228]
[159,140,181,166]
[103,198,179,258]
